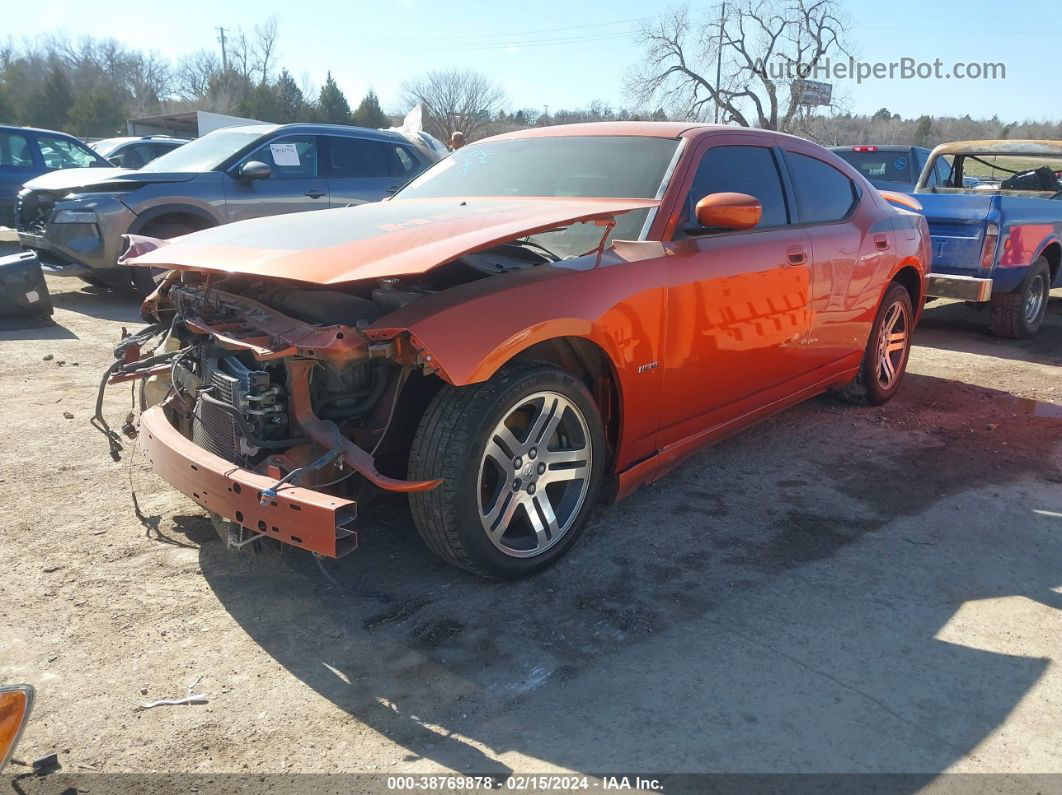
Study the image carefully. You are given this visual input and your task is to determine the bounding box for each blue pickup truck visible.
[914,140,1062,338]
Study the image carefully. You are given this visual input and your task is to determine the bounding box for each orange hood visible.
[123,197,659,285]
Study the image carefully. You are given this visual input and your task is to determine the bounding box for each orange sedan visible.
[108,122,930,579]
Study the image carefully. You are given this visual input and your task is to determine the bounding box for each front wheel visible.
[838,282,914,405]
[990,257,1050,339]
[408,363,605,579]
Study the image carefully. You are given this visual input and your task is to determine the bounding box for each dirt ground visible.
[1,252,1060,783]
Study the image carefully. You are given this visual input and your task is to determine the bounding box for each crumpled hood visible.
[23,167,199,193]
[123,197,659,285]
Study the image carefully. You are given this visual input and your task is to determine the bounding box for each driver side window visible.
[678,145,789,236]
[242,135,318,178]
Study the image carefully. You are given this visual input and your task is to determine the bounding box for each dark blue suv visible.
[0,125,113,226]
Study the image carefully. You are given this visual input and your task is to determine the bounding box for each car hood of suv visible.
[22,167,200,193]
[123,197,660,285]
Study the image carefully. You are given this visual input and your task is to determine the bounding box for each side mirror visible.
[238,160,272,181]
[694,192,762,231]
[0,685,34,772]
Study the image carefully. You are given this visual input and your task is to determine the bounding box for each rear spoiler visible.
[879,190,923,213]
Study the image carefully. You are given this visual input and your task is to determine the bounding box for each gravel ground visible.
[1,263,1060,783]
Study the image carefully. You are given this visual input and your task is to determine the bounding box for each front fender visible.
[434,316,623,386]
[362,259,668,470]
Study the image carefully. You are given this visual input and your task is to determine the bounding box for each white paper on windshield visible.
[270,143,300,167]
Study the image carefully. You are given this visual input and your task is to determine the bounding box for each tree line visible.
[0,20,390,138]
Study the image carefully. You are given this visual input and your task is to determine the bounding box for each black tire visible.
[128,221,204,295]
[408,362,606,579]
[990,257,1051,339]
[838,282,914,406]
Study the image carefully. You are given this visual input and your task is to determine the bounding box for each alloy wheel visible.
[477,391,593,558]
[876,300,910,390]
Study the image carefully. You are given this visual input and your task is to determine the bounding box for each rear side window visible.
[0,132,33,167]
[683,144,789,228]
[392,145,418,175]
[785,152,858,223]
[327,136,390,178]
[244,135,319,178]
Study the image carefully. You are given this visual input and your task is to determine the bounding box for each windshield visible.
[833,150,914,184]
[90,139,127,158]
[141,128,269,173]
[397,136,678,200]
[37,135,110,169]
[394,136,677,257]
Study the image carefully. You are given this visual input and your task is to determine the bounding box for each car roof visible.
[829,145,928,153]
[0,123,83,138]
[930,139,1062,156]
[95,136,189,145]
[479,121,828,147]
[251,123,409,144]
[494,121,704,140]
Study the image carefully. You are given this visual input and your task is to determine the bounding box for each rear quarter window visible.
[786,152,859,223]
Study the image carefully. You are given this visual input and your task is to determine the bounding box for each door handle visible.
[786,245,807,266]
[304,189,326,199]
[874,234,890,250]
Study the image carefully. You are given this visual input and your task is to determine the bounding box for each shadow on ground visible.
[49,283,143,324]
[176,365,1062,777]
[915,294,1062,367]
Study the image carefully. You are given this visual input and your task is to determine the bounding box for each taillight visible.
[853,145,878,152]
[981,222,999,268]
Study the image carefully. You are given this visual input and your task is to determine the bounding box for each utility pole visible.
[217,26,228,72]
[714,2,726,124]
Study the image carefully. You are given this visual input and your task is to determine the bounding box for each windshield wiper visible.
[511,238,562,262]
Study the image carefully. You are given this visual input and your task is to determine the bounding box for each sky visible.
[8,0,1061,122]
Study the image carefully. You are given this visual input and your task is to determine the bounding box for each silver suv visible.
[16,123,441,291]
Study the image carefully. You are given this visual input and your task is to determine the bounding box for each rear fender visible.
[999,225,1061,269]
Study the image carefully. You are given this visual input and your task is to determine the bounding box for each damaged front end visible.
[101,275,444,558]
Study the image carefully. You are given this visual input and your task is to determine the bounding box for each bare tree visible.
[174,50,222,101]
[253,16,280,85]
[401,68,506,141]
[628,0,849,132]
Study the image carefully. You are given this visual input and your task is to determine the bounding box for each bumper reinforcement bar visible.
[139,406,358,558]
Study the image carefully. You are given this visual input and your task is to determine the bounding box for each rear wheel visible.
[408,363,605,579]
[838,282,914,405]
[990,257,1050,339]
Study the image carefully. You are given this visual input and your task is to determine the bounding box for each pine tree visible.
[36,61,73,131]
[351,89,388,129]
[275,69,304,122]
[315,72,351,124]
